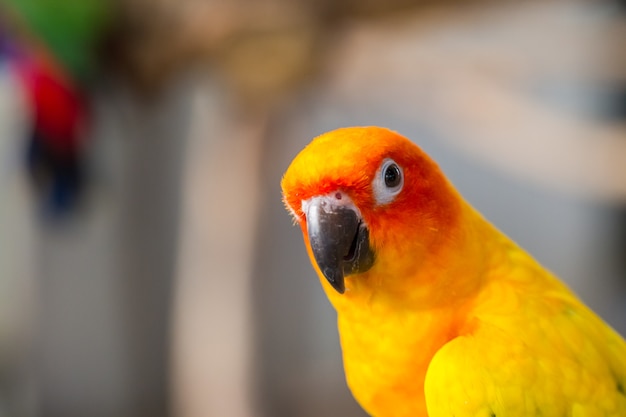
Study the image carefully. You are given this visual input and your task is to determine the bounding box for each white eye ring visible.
[373,158,404,205]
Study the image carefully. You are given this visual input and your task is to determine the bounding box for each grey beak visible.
[306,198,374,294]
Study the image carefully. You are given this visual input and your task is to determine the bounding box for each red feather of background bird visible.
[12,51,87,155]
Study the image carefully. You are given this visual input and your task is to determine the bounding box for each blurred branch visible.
[103,0,499,98]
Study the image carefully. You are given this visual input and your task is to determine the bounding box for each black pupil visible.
[384,164,401,188]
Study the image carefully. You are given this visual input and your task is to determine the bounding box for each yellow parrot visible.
[281,126,626,417]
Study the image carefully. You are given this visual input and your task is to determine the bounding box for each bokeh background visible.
[0,0,625,416]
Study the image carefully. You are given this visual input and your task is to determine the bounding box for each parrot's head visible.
[282,126,476,306]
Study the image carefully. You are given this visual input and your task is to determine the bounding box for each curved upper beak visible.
[305,196,375,294]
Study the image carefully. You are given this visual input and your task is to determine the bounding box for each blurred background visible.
[0,0,625,416]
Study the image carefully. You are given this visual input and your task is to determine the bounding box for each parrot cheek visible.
[303,194,375,294]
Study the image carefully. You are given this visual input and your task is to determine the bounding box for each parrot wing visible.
[424,294,626,417]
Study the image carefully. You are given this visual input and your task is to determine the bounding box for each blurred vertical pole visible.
[170,78,262,417]
[116,80,192,417]
[0,60,37,417]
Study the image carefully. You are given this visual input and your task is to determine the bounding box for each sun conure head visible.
[281,126,464,298]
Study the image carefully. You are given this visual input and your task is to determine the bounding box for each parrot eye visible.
[373,158,404,205]
[384,164,401,188]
